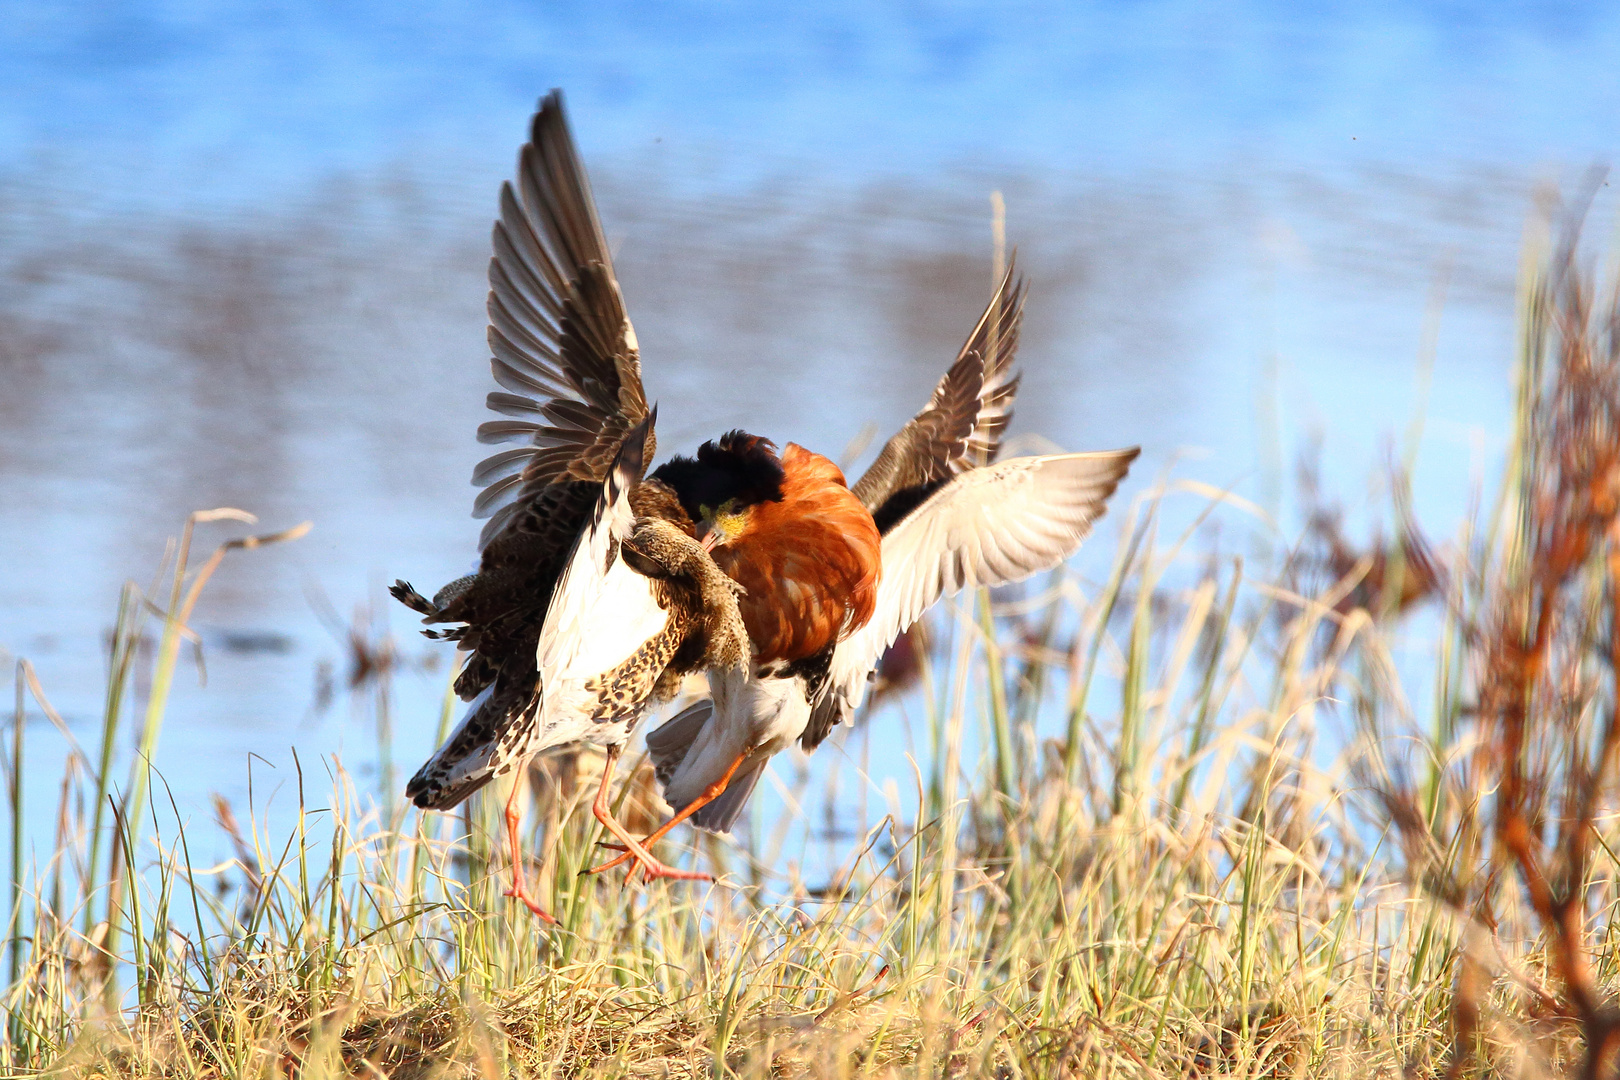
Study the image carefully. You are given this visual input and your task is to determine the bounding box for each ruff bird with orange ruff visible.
[587,264,1139,875]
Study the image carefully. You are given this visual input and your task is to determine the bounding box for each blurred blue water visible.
[1,1,1618,879]
[5,2,1618,207]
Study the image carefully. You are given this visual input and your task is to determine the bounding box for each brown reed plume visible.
[1377,179,1620,1080]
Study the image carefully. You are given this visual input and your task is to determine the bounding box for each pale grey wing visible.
[807,448,1140,750]
[474,89,651,551]
[644,699,714,786]
[687,760,767,833]
[852,259,1025,532]
[642,699,767,834]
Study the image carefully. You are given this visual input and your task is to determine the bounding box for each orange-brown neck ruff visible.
[712,444,880,663]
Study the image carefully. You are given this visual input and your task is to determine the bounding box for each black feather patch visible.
[870,478,951,534]
[651,429,786,521]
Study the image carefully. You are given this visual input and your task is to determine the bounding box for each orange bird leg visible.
[583,748,751,880]
[584,744,715,884]
[501,776,558,924]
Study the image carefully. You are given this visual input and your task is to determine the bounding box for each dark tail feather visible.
[390,580,437,617]
[646,699,713,784]
[405,765,496,812]
[687,758,767,834]
[402,685,511,811]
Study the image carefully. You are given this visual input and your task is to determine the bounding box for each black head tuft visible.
[700,431,784,493]
[651,430,785,520]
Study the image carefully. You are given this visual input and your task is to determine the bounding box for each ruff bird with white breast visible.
[390,92,757,918]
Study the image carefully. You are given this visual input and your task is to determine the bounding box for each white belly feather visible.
[659,665,810,812]
[535,544,668,753]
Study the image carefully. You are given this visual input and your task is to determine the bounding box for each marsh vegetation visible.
[6,195,1620,1077]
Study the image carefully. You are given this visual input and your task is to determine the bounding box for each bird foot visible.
[634,858,714,884]
[503,883,559,924]
[581,846,712,884]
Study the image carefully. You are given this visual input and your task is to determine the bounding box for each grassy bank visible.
[5,202,1620,1077]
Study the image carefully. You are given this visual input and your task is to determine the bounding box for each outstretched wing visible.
[851,260,1024,532]
[400,93,656,809]
[806,448,1140,749]
[474,89,651,553]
